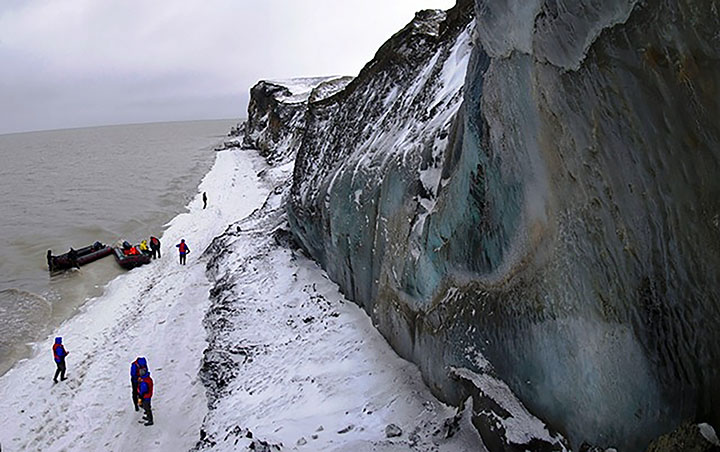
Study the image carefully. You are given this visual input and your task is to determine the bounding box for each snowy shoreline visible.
[0,146,483,452]
[0,148,269,451]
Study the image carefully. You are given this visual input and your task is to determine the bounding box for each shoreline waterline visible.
[0,147,270,451]
[0,119,240,376]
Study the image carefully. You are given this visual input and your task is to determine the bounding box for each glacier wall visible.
[459,1,720,450]
[288,3,475,309]
[247,0,720,450]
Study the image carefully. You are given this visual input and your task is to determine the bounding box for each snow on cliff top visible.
[265,76,352,103]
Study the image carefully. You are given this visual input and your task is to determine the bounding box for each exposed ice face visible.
[476,0,638,70]
[287,6,475,297]
[458,0,720,449]
[475,0,542,57]
[277,0,720,450]
[531,0,638,69]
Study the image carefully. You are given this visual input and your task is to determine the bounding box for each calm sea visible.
[0,119,238,375]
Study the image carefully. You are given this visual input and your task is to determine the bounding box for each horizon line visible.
[0,117,247,137]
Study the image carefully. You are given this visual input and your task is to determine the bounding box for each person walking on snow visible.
[130,357,148,411]
[203,191,208,209]
[52,337,69,383]
[137,367,154,426]
[149,236,161,259]
[176,239,190,265]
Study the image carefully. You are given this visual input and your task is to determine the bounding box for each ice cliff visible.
[238,0,720,450]
[243,76,353,164]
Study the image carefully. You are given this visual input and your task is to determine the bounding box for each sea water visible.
[0,119,237,375]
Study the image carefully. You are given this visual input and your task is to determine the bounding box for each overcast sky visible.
[0,0,456,134]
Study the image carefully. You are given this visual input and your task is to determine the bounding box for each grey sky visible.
[0,0,456,134]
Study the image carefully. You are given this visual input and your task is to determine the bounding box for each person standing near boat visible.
[46,250,54,271]
[203,192,208,209]
[52,337,69,383]
[67,247,79,268]
[176,239,189,265]
[149,236,161,259]
[130,357,148,412]
[137,367,154,426]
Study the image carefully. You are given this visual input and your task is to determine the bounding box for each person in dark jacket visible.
[67,248,79,268]
[137,368,154,426]
[149,236,161,259]
[52,337,69,383]
[176,239,189,265]
[130,357,148,411]
[203,192,207,209]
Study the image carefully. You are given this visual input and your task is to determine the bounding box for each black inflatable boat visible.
[48,242,113,271]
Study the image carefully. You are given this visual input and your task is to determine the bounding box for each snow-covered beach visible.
[0,147,481,451]
[0,149,266,451]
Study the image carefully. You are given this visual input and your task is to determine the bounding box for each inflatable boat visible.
[48,242,113,271]
[113,244,152,270]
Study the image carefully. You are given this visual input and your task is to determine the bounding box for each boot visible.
[144,420,154,426]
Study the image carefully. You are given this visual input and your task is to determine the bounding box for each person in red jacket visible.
[176,239,190,265]
[52,337,69,383]
[149,236,161,259]
[137,368,154,426]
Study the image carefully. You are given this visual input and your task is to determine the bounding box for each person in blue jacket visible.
[176,239,190,265]
[52,337,69,383]
[137,367,154,426]
[130,357,148,411]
